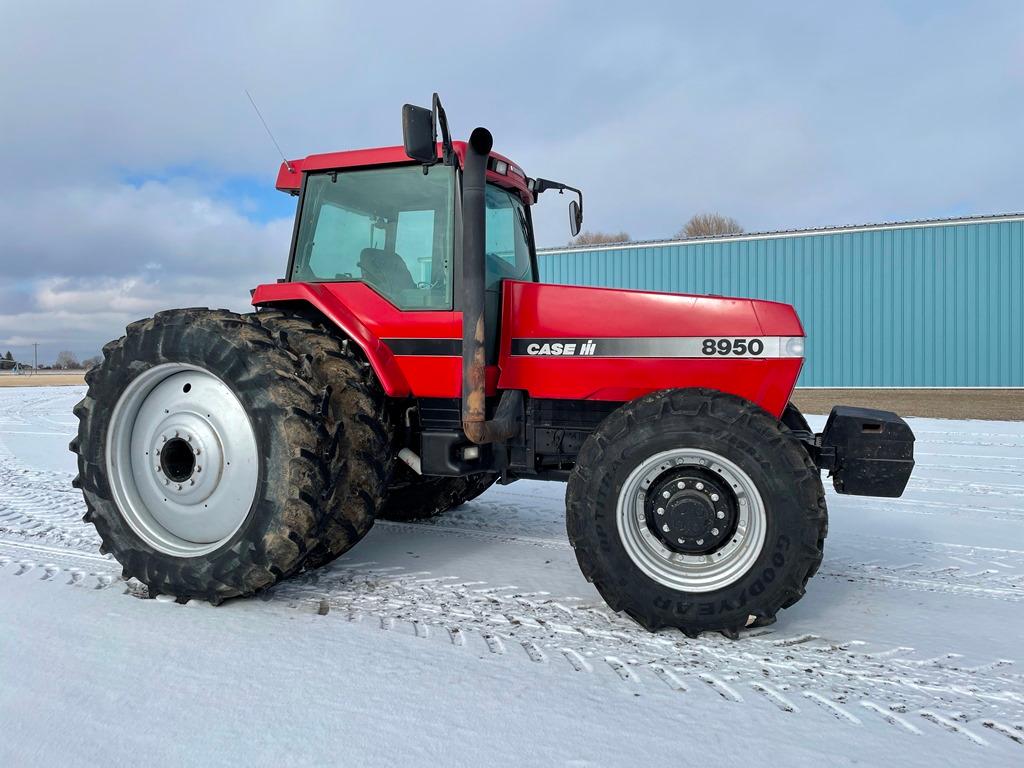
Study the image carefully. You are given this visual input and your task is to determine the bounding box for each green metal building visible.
[537,213,1023,387]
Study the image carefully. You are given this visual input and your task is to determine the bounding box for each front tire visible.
[71,309,328,602]
[566,388,827,636]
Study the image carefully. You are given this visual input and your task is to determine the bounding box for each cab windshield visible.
[290,164,534,310]
[291,165,455,310]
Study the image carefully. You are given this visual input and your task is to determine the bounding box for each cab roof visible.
[275,141,533,204]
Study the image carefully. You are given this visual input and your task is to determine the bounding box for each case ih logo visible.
[523,340,597,356]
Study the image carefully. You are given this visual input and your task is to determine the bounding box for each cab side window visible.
[484,184,532,290]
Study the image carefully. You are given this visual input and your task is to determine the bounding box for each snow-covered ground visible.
[1,386,1022,767]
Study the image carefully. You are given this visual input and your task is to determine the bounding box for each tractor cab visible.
[278,142,542,313]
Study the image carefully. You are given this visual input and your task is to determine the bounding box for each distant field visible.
[0,372,86,387]
[793,388,1024,421]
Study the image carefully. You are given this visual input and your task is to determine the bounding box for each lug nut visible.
[186,434,192,442]
[656,507,665,515]
[676,481,685,489]
[717,510,725,519]
[677,538,684,545]
[177,484,183,491]
[196,466,202,473]
[161,435,167,443]
[164,478,169,485]
[195,447,201,455]
[190,479,195,486]
[696,482,704,491]
[156,466,162,473]
[697,538,704,546]
[712,528,720,536]
[711,493,719,502]
[662,490,670,499]
[662,524,670,533]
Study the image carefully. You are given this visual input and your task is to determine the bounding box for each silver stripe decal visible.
[509,336,804,358]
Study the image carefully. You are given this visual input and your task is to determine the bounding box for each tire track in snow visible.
[0,541,122,592]
[248,560,1024,746]
[822,536,1024,601]
[0,433,100,551]
[836,494,1024,523]
[3,523,1023,750]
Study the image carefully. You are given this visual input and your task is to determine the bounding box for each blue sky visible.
[1,1,1021,361]
[122,168,296,225]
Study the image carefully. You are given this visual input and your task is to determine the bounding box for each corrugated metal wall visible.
[538,217,1024,387]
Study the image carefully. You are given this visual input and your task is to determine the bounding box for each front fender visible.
[251,282,411,397]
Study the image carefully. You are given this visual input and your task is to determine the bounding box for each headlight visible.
[785,337,805,357]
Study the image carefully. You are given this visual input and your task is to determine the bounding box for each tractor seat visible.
[358,248,416,296]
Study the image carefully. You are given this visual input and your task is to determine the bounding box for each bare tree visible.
[570,231,630,247]
[81,355,103,370]
[676,213,744,239]
[54,350,80,370]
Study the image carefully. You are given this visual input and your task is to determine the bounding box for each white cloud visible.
[0,181,292,280]
[0,181,292,362]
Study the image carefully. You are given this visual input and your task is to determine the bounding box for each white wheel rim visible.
[615,448,767,592]
[105,363,259,557]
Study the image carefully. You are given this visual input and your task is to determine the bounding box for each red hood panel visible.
[498,281,804,416]
[502,281,802,337]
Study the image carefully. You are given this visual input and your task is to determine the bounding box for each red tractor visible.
[71,95,915,636]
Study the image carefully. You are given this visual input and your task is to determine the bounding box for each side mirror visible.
[532,177,584,237]
[402,103,437,164]
[569,199,582,237]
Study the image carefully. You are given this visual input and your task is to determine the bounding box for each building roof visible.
[538,211,1024,255]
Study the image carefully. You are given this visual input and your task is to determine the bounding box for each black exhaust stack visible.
[461,127,521,444]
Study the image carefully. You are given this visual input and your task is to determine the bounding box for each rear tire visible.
[71,309,327,602]
[377,465,496,522]
[255,309,393,570]
[566,388,827,636]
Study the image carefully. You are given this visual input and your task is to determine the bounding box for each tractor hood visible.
[497,281,806,417]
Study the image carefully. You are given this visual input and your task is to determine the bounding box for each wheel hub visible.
[159,437,195,482]
[645,468,738,555]
[145,410,224,505]
[615,448,767,593]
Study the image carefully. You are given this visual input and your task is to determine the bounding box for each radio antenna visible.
[245,89,294,172]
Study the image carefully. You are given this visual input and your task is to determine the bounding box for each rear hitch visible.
[814,406,915,497]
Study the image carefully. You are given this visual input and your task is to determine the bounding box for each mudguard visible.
[251,282,411,397]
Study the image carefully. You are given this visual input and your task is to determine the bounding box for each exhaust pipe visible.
[461,127,522,445]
